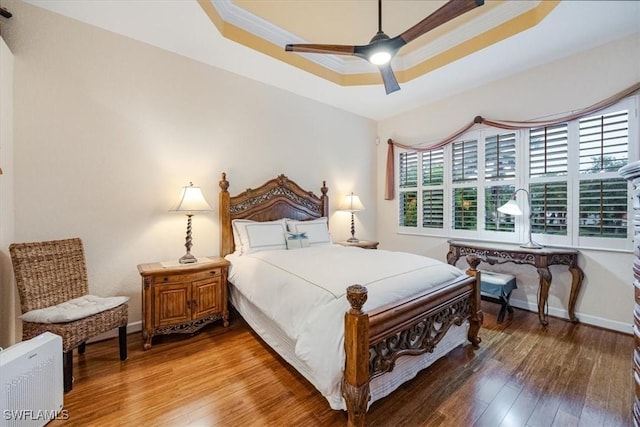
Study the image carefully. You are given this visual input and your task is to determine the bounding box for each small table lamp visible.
[169,182,213,264]
[497,188,543,249]
[339,192,365,243]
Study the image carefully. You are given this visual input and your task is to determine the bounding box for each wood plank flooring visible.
[49,303,633,426]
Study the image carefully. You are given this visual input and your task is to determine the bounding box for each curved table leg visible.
[537,267,552,326]
[568,266,584,323]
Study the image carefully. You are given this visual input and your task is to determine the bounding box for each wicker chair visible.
[9,238,128,392]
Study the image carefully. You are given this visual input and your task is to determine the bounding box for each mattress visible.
[226,245,470,410]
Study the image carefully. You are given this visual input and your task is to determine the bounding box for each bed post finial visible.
[320,180,329,218]
[465,255,483,347]
[219,172,233,257]
[346,284,367,314]
[219,172,229,192]
[343,284,370,427]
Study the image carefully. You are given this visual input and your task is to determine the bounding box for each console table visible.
[447,240,584,326]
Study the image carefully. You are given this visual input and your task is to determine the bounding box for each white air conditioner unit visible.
[0,332,64,427]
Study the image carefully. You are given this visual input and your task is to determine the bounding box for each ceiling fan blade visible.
[400,0,485,45]
[378,63,400,95]
[285,43,356,56]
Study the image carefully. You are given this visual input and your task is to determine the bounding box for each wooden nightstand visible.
[335,240,379,249]
[137,257,230,350]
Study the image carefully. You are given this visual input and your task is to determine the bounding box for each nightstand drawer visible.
[157,268,221,284]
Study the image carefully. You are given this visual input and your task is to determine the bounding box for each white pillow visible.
[232,219,287,254]
[286,217,332,246]
[231,219,251,253]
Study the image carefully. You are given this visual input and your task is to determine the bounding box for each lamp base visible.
[179,253,197,264]
[520,241,543,249]
[346,237,360,243]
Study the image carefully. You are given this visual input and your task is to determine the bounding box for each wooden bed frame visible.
[218,172,483,427]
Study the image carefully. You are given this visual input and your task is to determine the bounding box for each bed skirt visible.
[229,283,468,411]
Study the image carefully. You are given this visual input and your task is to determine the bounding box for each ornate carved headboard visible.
[218,173,329,257]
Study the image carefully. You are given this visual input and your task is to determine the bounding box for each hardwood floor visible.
[50,303,633,426]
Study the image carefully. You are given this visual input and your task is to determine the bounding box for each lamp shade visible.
[497,199,523,216]
[339,193,365,212]
[169,182,213,214]
[496,188,543,249]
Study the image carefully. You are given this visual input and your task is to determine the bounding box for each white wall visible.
[0,36,17,348]
[1,0,377,343]
[377,34,640,333]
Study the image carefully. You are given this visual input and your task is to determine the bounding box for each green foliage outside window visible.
[453,188,477,230]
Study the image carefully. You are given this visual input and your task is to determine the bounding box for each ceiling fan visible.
[285,0,485,95]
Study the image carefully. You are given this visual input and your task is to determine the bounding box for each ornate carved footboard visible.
[342,256,482,427]
[218,173,482,427]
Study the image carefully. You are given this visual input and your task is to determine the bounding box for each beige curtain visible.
[385,82,640,200]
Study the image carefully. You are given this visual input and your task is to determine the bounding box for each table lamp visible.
[497,188,543,249]
[339,192,365,243]
[170,182,213,263]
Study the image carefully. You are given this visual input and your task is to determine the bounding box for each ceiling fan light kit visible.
[367,30,392,65]
[285,0,485,95]
[369,50,391,66]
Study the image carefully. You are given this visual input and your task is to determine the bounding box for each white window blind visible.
[530,182,568,235]
[452,140,478,182]
[485,133,516,181]
[453,188,477,230]
[579,110,628,173]
[399,151,418,188]
[423,190,444,228]
[399,191,417,227]
[530,124,568,177]
[422,149,444,185]
[421,148,444,229]
[528,124,569,236]
[485,185,515,232]
[578,110,629,240]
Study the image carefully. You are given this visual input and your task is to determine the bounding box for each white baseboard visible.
[89,300,634,345]
[87,321,142,344]
[508,298,633,335]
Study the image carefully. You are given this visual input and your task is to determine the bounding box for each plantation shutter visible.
[529,124,569,177]
[578,110,629,239]
[452,140,478,182]
[485,133,516,181]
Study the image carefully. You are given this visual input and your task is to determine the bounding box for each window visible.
[398,151,418,227]
[397,96,638,251]
[578,110,629,240]
[484,132,516,233]
[452,140,477,231]
[422,150,444,228]
[529,124,569,237]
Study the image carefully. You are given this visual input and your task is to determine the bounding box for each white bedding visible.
[226,245,468,409]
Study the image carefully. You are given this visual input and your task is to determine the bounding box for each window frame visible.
[395,95,639,252]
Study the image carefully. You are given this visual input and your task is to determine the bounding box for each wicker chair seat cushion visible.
[22,303,128,352]
[20,295,129,323]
